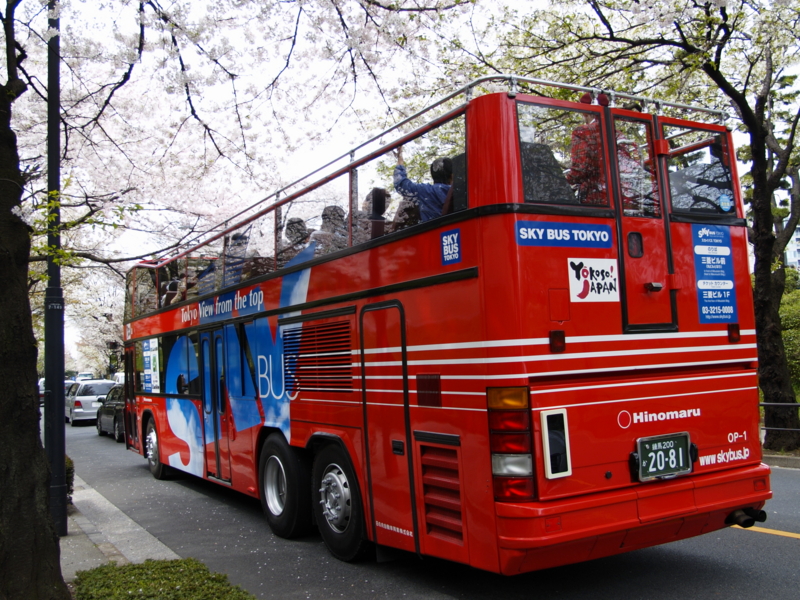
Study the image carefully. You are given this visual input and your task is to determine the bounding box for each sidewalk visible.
[61,475,180,582]
[762,453,800,469]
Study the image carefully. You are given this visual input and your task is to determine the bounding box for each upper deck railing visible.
[125,75,730,320]
[156,75,728,267]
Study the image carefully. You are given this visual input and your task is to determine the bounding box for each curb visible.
[69,504,130,567]
[762,454,800,469]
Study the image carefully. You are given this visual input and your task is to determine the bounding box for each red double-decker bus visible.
[122,75,770,574]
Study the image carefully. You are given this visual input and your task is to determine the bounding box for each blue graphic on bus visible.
[441,229,462,265]
[693,224,737,323]
[516,222,613,248]
[246,244,315,442]
[163,242,314,469]
[166,397,204,476]
[161,335,203,475]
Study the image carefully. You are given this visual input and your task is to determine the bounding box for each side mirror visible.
[97,395,106,403]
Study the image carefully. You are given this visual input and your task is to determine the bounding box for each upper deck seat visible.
[520,142,578,205]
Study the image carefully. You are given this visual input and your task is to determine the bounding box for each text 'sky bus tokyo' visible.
[122,75,770,574]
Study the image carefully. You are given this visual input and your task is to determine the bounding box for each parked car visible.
[38,379,76,405]
[65,379,115,426]
[96,384,126,442]
[75,372,96,381]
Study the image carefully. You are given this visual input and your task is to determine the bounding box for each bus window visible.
[517,102,608,206]
[185,257,213,301]
[134,340,144,392]
[161,334,200,395]
[663,125,735,215]
[614,117,660,217]
[134,267,158,315]
[187,332,201,395]
[124,271,134,320]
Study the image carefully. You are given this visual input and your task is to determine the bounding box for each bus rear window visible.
[517,102,608,207]
[663,125,735,215]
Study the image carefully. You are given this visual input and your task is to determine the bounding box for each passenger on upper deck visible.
[393,146,452,222]
[353,188,388,244]
[310,205,348,255]
[566,108,607,206]
[277,217,314,266]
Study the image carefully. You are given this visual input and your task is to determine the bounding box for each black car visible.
[96,384,126,443]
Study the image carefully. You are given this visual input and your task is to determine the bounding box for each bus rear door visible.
[610,111,675,331]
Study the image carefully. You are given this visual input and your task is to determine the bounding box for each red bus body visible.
[123,80,770,574]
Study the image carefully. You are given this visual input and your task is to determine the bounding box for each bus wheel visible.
[258,433,312,539]
[145,420,171,480]
[312,444,370,562]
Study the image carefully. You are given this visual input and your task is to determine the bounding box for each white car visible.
[75,372,96,381]
[65,379,116,426]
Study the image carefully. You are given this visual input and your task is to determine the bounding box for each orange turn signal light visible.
[487,387,529,410]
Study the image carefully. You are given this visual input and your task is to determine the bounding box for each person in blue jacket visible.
[393,146,453,223]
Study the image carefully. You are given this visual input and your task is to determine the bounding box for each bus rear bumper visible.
[494,462,771,575]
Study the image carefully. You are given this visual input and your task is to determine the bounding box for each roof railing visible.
[145,74,728,269]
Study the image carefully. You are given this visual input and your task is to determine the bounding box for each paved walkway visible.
[61,475,180,582]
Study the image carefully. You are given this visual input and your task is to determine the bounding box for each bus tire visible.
[258,433,312,539]
[145,419,172,480]
[312,444,370,562]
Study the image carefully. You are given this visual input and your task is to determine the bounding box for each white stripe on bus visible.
[356,329,756,356]
[530,386,757,412]
[357,344,756,367]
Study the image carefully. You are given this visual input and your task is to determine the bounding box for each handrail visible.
[141,73,729,269]
[759,401,800,432]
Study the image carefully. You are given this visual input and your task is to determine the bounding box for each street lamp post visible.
[44,0,66,536]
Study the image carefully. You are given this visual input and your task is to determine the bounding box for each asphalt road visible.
[65,422,800,600]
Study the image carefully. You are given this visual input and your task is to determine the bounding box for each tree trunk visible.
[0,89,69,599]
[751,158,800,451]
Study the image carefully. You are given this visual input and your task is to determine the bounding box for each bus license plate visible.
[637,432,692,481]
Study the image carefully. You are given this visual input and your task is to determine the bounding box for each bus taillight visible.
[488,387,535,502]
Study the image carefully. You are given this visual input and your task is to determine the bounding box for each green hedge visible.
[74,558,255,600]
[66,455,74,505]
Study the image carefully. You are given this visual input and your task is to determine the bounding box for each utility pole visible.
[44,0,66,537]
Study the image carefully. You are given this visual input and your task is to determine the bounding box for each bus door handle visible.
[392,440,405,455]
[645,282,664,292]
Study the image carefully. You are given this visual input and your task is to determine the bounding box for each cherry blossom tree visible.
[435,0,800,450]
[1,1,473,597]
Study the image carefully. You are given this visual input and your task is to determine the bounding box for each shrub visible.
[65,455,74,505]
[74,558,255,600]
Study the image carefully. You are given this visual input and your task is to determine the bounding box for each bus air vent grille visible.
[420,445,463,543]
[282,321,352,393]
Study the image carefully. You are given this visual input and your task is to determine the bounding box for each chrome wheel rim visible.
[264,455,287,516]
[146,426,158,467]
[318,463,352,533]
[114,419,122,439]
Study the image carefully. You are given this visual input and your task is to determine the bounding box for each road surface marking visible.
[733,525,800,540]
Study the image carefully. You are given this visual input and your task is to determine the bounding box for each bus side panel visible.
[467,94,524,207]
